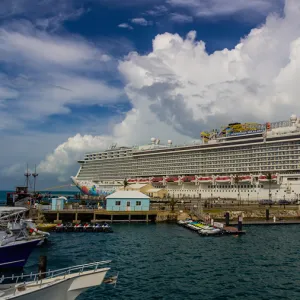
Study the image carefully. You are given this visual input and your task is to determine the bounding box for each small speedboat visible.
[83,223,93,232]
[0,261,116,299]
[65,223,74,232]
[177,219,192,225]
[74,223,83,232]
[198,228,222,236]
[55,224,65,232]
[93,223,101,232]
[101,223,113,233]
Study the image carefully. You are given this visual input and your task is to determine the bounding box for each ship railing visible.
[0,260,112,287]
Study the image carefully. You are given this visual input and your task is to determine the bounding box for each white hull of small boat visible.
[0,267,110,300]
[199,228,221,235]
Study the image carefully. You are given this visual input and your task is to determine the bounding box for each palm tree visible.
[123,178,128,191]
[168,197,178,212]
[266,172,272,203]
[234,175,240,204]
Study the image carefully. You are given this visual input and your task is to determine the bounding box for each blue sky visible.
[2,0,299,190]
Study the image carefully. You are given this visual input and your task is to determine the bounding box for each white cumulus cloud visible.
[38,0,300,181]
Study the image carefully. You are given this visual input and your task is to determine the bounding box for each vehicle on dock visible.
[259,199,274,205]
[278,199,291,205]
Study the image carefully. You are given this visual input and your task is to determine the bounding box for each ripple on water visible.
[21,224,300,299]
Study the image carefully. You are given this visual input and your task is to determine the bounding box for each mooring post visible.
[237,215,243,232]
[266,208,270,221]
[225,212,230,226]
[38,256,47,280]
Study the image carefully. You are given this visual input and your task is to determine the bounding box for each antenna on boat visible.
[32,165,38,193]
[24,164,31,189]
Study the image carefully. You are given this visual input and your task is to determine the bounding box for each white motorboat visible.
[0,261,115,299]
[7,220,49,246]
[198,228,222,236]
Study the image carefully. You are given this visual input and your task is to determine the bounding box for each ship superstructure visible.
[72,115,300,201]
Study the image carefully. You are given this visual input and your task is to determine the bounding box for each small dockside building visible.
[106,191,150,211]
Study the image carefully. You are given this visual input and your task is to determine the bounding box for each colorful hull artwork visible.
[71,177,116,196]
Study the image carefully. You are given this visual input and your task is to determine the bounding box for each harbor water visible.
[22,224,300,300]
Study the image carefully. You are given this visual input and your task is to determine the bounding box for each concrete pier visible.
[41,209,158,223]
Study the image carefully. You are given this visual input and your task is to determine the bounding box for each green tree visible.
[234,175,240,204]
[123,178,128,191]
[168,197,178,212]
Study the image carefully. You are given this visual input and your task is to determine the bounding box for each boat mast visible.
[32,164,38,193]
[24,164,31,190]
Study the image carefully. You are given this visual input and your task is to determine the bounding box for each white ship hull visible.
[73,114,300,202]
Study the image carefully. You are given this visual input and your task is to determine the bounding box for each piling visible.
[225,212,230,226]
[266,209,270,221]
[38,256,47,280]
[237,215,243,231]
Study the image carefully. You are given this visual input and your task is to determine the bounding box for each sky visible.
[1,0,300,190]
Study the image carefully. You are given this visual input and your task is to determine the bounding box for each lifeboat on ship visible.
[258,174,278,182]
[215,176,231,183]
[151,177,164,183]
[239,175,252,183]
[198,176,213,183]
[127,179,137,183]
[139,178,149,183]
[165,176,179,183]
[181,176,196,183]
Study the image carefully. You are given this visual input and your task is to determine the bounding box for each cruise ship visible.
[71,114,300,202]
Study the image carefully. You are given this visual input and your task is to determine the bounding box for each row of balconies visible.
[83,150,300,163]
[79,164,299,174]
[83,144,300,161]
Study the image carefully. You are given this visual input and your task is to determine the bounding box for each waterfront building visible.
[123,183,153,193]
[72,114,300,202]
[106,191,150,211]
[144,188,167,199]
